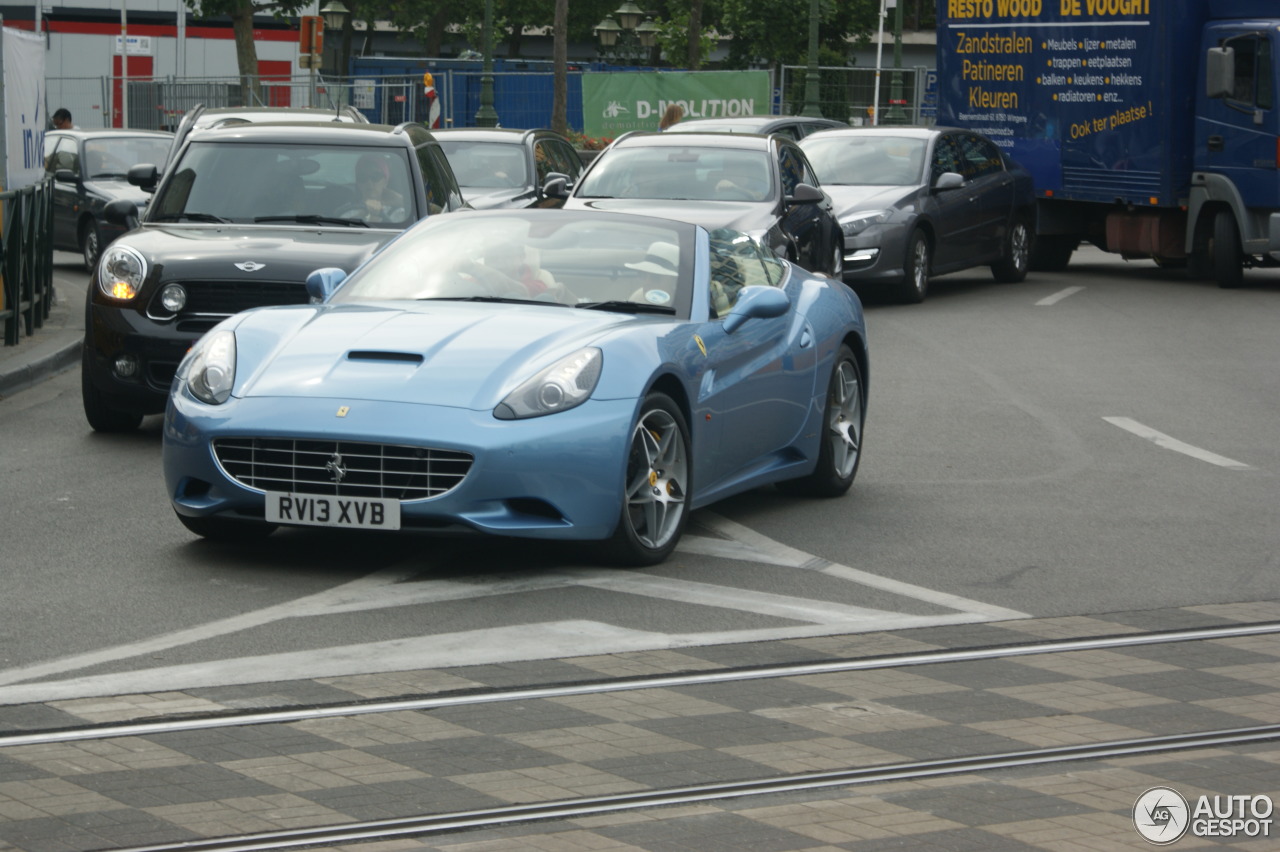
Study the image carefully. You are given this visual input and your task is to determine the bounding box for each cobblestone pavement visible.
[3,602,1280,851]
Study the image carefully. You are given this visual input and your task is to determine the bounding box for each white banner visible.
[5,27,47,190]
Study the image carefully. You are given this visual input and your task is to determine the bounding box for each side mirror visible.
[54,168,78,184]
[934,172,965,192]
[723,285,790,334]
[103,198,140,228]
[127,163,159,192]
[786,183,824,206]
[306,267,348,303]
[1206,46,1234,99]
[542,174,569,200]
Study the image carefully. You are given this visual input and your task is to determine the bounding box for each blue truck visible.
[936,0,1280,286]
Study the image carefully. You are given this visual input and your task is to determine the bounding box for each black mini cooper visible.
[81,121,466,432]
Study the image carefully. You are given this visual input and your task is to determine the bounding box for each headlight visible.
[841,209,892,237]
[97,244,148,301]
[186,330,237,405]
[495,347,602,420]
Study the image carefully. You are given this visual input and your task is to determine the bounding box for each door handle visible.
[1208,135,1224,152]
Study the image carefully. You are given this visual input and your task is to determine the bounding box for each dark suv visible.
[82,121,465,432]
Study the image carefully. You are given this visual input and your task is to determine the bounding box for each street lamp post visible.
[800,0,821,117]
[319,0,349,85]
[593,2,659,65]
[886,0,907,124]
[475,0,499,126]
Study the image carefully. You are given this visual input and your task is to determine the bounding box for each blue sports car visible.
[162,209,869,565]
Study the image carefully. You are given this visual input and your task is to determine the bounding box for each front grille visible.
[150,280,310,319]
[213,438,473,500]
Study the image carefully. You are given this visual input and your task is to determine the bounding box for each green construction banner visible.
[582,70,772,140]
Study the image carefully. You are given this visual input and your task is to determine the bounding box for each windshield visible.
[150,141,417,227]
[331,214,693,315]
[575,146,774,202]
[802,135,927,186]
[83,137,173,178]
[438,140,529,189]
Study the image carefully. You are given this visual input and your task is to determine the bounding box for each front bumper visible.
[85,295,207,416]
[840,225,909,285]
[163,392,637,541]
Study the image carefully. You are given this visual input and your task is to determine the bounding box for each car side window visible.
[709,230,786,318]
[550,140,583,180]
[931,135,963,184]
[427,144,464,211]
[960,134,1003,179]
[777,144,806,195]
[533,139,558,185]
[48,138,79,174]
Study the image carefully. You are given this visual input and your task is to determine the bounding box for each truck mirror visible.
[1206,47,1234,99]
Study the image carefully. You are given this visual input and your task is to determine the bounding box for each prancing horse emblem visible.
[325,453,348,483]
[235,261,266,272]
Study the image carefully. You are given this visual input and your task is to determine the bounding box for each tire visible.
[1029,235,1077,272]
[80,219,101,273]
[899,228,930,303]
[81,346,142,432]
[991,217,1031,283]
[599,393,690,567]
[828,233,845,278]
[1212,210,1244,289]
[176,511,278,541]
[778,345,864,498]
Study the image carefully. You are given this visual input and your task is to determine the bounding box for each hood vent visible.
[346,350,424,364]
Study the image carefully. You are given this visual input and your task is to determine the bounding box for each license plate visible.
[265,492,401,530]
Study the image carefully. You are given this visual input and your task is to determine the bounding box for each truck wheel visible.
[1212,211,1244,289]
[1029,235,1077,272]
[991,217,1031,283]
[899,229,930,303]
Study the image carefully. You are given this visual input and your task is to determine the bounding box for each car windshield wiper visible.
[420,296,570,306]
[254,215,370,227]
[154,212,232,223]
[575,300,676,315]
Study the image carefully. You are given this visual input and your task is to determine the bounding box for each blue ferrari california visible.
[162,209,869,565]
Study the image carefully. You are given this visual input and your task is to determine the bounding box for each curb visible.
[0,335,82,399]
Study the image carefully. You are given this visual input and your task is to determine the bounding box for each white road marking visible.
[1036,286,1084,306]
[1103,416,1255,470]
[0,517,1031,706]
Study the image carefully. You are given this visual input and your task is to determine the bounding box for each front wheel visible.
[1029,235,1077,272]
[827,233,845,278]
[898,228,930,303]
[81,346,142,433]
[778,345,864,498]
[80,219,102,273]
[599,393,690,567]
[1212,211,1244,289]
[991,218,1031,283]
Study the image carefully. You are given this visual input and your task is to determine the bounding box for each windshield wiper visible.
[420,296,570,306]
[153,212,232,223]
[575,300,676,315]
[254,214,370,227]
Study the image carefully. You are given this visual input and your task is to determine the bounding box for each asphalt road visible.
[2,246,1278,705]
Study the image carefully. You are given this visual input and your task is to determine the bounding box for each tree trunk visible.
[230,0,260,106]
[687,0,703,70]
[552,0,567,133]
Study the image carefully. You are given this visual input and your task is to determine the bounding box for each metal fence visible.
[1,179,55,347]
[778,64,934,126]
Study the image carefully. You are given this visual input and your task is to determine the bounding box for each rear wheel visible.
[599,393,690,567]
[1212,210,1244,289]
[176,511,278,541]
[81,346,142,432]
[991,217,1031,283]
[898,228,930,303]
[79,219,101,273]
[778,345,863,498]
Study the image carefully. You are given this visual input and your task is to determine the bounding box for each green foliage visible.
[653,8,718,69]
[721,0,876,69]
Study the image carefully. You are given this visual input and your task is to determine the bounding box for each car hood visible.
[568,198,771,232]
[823,184,916,218]
[84,178,153,206]
[231,301,638,410]
[459,186,537,209]
[122,224,398,280]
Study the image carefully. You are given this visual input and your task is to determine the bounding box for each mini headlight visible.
[495,347,602,420]
[841,209,892,237]
[187,330,237,405]
[97,244,148,301]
